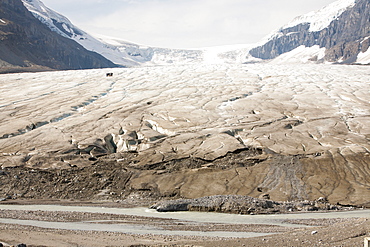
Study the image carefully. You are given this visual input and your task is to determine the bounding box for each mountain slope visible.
[21,0,222,66]
[21,0,204,67]
[0,0,117,73]
[22,0,147,67]
[248,0,370,64]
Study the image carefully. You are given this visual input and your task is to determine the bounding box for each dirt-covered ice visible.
[1,64,370,161]
[0,64,369,205]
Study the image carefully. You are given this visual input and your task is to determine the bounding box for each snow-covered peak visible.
[256,0,357,46]
[283,0,356,32]
[21,0,148,67]
[20,0,254,66]
[22,0,78,38]
[247,0,363,65]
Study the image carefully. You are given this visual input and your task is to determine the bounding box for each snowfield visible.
[282,0,356,32]
[0,64,370,168]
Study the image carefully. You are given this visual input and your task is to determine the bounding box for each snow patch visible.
[360,37,370,45]
[356,37,370,64]
[22,0,74,38]
[258,0,356,46]
[202,44,252,64]
[270,45,327,64]
[62,23,71,33]
[356,48,370,65]
[283,0,356,32]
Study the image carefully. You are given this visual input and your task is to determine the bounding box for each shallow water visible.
[0,204,368,238]
[0,218,271,238]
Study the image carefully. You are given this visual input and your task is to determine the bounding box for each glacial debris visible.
[150,195,352,214]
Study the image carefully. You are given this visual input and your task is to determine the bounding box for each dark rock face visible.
[249,0,370,63]
[0,0,117,72]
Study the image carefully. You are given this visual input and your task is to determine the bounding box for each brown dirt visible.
[0,149,369,246]
[1,150,369,208]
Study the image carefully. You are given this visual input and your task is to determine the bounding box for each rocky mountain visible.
[0,0,117,73]
[8,0,370,70]
[22,0,205,67]
[18,0,259,67]
[21,0,145,67]
[248,0,370,64]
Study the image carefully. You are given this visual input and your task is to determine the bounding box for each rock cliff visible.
[0,0,117,73]
[249,0,370,64]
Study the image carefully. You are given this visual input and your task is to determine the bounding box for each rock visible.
[249,0,370,64]
[316,197,328,203]
[259,193,270,200]
[306,206,319,211]
[151,201,191,212]
[151,195,353,215]
[0,0,117,73]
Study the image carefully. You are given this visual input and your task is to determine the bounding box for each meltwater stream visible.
[0,218,270,238]
[0,205,368,238]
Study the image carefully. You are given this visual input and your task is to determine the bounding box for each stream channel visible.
[0,205,369,238]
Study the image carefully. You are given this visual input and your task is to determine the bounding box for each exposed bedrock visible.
[0,0,118,72]
[249,0,370,64]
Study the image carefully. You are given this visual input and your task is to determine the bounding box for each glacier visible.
[0,63,370,204]
[8,0,370,204]
[0,63,369,164]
